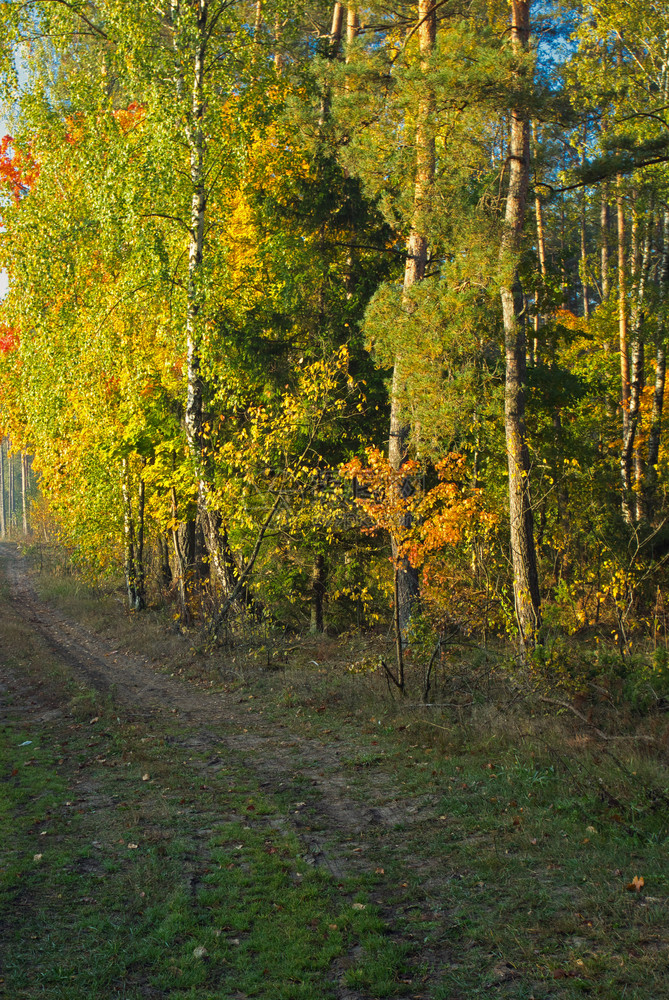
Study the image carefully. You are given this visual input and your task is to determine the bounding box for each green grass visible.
[0,642,402,997]
[3,553,669,998]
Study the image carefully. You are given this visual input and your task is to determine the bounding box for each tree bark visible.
[388,0,436,633]
[135,470,146,610]
[158,533,173,589]
[532,127,546,363]
[617,179,633,522]
[500,0,541,648]
[645,208,669,519]
[0,438,5,539]
[121,457,138,610]
[580,187,590,320]
[171,479,190,624]
[330,1,344,52]
[601,183,610,301]
[346,4,359,53]
[174,1,241,602]
[8,441,14,531]
[629,215,652,522]
[21,452,28,535]
[273,15,284,72]
[310,553,326,633]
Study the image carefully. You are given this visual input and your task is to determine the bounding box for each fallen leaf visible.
[626,875,644,892]
[352,902,366,910]
[127,843,138,850]
[374,867,384,874]
[142,774,150,781]
[33,853,43,861]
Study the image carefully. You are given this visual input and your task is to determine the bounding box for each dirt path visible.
[0,544,449,997]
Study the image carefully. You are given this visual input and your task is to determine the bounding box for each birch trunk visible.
[175,1,241,601]
[121,457,137,610]
[580,188,590,320]
[501,0,541,648]
[135,471,146,610]
[171,479,190,624]
[532,141,546,362]
[629,217,652,522]
[388,0,436,633]
[21,452,28,535]
[8,443,14,531]
[617,180,633,522]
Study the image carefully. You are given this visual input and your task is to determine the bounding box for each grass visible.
[2,546,668,998]
[0,618,401,997]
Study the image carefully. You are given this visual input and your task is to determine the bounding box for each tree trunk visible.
[330,1,344,52]
[174,1,240,602]
[171,480,190,624]
[601,183,610,300]
[21,452,28,535]
[310,553,326,634]
[121,457,138,610]
[0,438,5,539]
[645,208,669,519]
[135,470,146,610]
[629,217,652,522]
[319,2,345,124]
[8,442,14,531]
[617,180,633,522]
[500,0,541,648]
[346,4,359,53]
[580,187,590,320]
[388,0,436,633]
[158,533,173,589]
[532,133,546,363]
[273,15,284,72]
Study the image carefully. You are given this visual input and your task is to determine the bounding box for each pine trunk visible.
[500,0,541,648]
[645,209,669,518]
[601,183,610,300]
[388,0,436,633]
[0,438,5,539]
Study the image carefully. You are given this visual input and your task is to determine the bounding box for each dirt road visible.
[0,544,451,999]
[5,545,665,999]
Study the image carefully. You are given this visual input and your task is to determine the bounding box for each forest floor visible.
[0,542,668,1000]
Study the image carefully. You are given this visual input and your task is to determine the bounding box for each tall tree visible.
[388,0,436,632]
[500,0,541,646]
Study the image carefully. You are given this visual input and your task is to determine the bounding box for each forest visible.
[1,0,669,698]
